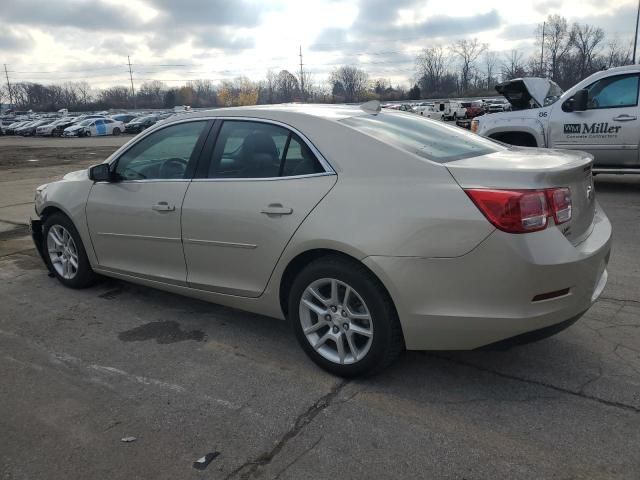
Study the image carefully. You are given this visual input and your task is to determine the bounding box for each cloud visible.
[311,2,502,53]
[145,0,264,27]
[0,26,32,52]
[0,0,143,31]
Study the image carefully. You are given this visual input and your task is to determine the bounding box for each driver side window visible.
[586,74,640,109]
[115,121,207,180]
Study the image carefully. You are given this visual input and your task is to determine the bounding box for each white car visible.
[36,118,72,136]
[414,104,445,120]
[64,118,125,137]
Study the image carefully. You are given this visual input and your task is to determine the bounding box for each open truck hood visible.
[495,77,563,110]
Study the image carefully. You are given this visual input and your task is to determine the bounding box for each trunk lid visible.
[446,147,596,245]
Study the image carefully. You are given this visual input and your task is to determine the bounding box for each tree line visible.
[0,14,634,112]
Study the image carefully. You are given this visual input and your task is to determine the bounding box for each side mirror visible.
[573,89,589,111]
[88,164,112,182]
[563,89,589,112]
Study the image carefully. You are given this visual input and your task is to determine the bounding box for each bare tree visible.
[451,39,487,93]
[537,14,574,81]
[501,50,527,80]
[415,46,447,95]
[274,70,300,103]
[571,23,605,78]
[484,51,498,89]
[264,70,276,104]
[328,66,368,102]
[605,36,632,67]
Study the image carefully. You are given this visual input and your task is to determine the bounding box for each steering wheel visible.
[159,158,188,179]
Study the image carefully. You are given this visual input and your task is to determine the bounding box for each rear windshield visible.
[340,112,502,163]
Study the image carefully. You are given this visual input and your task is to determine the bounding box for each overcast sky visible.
[0,0,637,89]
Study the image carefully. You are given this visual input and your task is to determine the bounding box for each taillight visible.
[465,188,572,234]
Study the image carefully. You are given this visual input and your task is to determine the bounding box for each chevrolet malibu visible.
[31,102,611,376]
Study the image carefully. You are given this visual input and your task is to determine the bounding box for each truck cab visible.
[473,65,640,173]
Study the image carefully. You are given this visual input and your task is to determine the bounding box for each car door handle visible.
[613,114,637,121]
[152,202,175,212]
[261,204,293,215]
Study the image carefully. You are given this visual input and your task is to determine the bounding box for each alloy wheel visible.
[299,278,374,365]
[47,225,79,280]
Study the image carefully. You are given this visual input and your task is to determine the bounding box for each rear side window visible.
[208,121,325,178]
[340,113,502,163]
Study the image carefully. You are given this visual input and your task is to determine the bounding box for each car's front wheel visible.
[43,213,98,289]
[289,256,404,377]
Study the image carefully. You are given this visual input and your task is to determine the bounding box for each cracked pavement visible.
[0,139,639,479]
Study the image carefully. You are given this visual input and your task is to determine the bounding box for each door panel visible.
[86,181,189,284]
[181,175,336,297]
[549,73,640,167]
[85,120,211,284]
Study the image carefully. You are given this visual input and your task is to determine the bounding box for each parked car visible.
[460,101,485,118]
[16,120,52,136]
[111,114,138,124]
[36,118,73,136]
[485,99,512,113]
[49,118,78,137]
[4,120,30,135]
[30,102,611,376]
[64,118,124,137]
[125,115,160,133]
[414,104,445,120]
[434,101,467,120]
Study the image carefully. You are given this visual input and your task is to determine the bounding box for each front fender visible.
[36,175,97,267]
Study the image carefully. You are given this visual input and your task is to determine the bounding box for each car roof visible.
[171,103,370,123]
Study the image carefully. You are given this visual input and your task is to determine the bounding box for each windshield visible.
[341,112,503,163]
[78,119,93,126]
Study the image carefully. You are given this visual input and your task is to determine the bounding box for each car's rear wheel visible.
[289,256,404,377]
[43,213,98,289]
[113,128,121,136]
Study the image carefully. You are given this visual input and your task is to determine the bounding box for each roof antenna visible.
[360,100,381,114]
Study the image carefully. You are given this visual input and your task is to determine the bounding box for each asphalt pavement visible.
[0,136,639,479]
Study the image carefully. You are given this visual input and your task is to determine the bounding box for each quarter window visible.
[207,121,324,179]
[586,74,640,109]
[114,121,207,180]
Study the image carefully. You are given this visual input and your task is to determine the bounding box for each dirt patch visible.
[0,146,120,170]
[118,321,207,344]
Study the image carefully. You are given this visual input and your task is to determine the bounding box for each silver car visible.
[31,102,611,376]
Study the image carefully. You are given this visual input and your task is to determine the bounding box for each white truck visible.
[472,65,640,173]
[434,100,467,120]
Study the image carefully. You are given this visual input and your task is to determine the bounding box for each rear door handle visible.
[152,202,175,212]
[261,203,293,215]
[613,114,637,121]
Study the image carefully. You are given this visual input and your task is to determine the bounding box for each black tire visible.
[289,255,404,377]
[42,213,99,289]
[84,130,91,137]
[113,127,121,136]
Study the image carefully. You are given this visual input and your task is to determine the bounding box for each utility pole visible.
[540,21,545,75]
[299,45,305,101]
[633,0,640,63]
[127,55,136,109]
[3,64,13,108]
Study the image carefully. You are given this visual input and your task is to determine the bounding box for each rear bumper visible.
[363,202,612,350]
